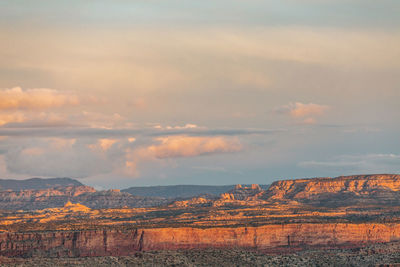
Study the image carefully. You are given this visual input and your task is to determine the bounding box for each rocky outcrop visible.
[220,184,264,201]
[0,186,96,210]
[2,223,400,257]
[264,174,400,206]
[0,186,169,210]
[170,197,212,208]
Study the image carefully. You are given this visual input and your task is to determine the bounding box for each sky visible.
[0,0,399,189]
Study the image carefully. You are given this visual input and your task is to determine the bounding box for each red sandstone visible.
[1,223,400,257]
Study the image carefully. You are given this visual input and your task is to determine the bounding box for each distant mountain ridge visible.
[121,184,270,198]
[3,174,400,211]
[0,186,169,210]
[0,177,83,191]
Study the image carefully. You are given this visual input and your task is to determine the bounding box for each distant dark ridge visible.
[122,184,270,198]
[0,177,83,191]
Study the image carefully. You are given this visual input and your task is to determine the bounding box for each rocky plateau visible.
[1,173,400,265]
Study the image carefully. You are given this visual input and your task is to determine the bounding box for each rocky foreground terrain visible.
[1,174,400,265]
[2,242,400,266]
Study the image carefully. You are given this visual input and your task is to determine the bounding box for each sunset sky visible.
[0,0,399,189]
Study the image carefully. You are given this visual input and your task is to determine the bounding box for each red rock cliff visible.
[265,174,400,200]
[2,223,400,257]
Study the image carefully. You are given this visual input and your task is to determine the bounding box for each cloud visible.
[88,138,118,151]
[298,154,400,174]
[0,125,282,138]
[3,138,116,178]
[154,124,199,130]
[144,135,242,159]
[0,87,79,110]
[0,87,81,126]
[276,102,329,124]
[302,117,317,125]
[0,134,245,178]
[0,109,127,129]
[0,112,25,126]
[124,135,243,176]
[277,102,329,118]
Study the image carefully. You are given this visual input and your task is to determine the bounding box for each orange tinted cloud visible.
[276,102,329,124]
[275,102,329,125]
[88,138,118,152]
[285,102,329,118]
[123,135,242,176]
[0,112,25,126]
[0,87,79,110]
[143,135,242,159]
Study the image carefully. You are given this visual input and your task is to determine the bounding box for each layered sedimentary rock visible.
[220,184,264,201]
[0,186,169,210]
[2,174,400,258]
[266,174,400,199]
[264,174,400,206]
[2,223,400,257]
[0,186,95,210]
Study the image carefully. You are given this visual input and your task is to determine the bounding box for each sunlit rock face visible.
[2,223,400,257]
[263,174,400,206]
[220,184,264,201]
[2,174,400,257]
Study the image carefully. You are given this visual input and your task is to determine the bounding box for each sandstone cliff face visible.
[2,223,400,257]
[220,184,264,201]
[265,174,400,202]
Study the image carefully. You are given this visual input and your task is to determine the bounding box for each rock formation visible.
[0,186,169,210]
[2,223,400,257]
[220,184,264,201]
[2,173,400,258]
[263,174,400,206]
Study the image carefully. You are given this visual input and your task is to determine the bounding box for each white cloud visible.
[154,124,199,130]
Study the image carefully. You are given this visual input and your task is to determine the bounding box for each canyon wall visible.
[2,223,400,257]
[265,174,400,201]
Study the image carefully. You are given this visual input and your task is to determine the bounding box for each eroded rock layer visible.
[264,174,400,207]
[1,223,400,257]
